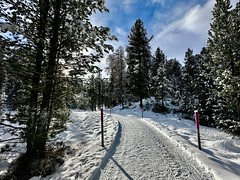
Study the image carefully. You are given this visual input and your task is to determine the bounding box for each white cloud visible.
[152,0,165,5]
[179,1,214,34]
[122,0,137,13]
[115,27,127,37]
[90,0,239,67]
[151,0,215,63]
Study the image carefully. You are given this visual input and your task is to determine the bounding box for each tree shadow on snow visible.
[202,148,240,176]
[90,122,133,180]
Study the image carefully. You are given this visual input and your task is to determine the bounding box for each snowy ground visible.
[1,106,240,180]
[0,110,118,179]
[37,110,118,180]
[0,113,26,176]
[96,114,213,180]
[112,105,240,180]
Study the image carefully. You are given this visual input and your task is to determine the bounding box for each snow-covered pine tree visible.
[150,47,166,102]
[126,19,152,108]
[1,0,116,177]
[208,0,240,134]
[106,47,127,107]
[166,58,182,105]
[181,48,198,118]
[198,47,216,126]
[181,48,216,123]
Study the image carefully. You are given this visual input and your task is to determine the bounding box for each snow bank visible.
[0,117,26,176]
[42,110,118,180]
[113,105,240,180]
[1,110,118,179]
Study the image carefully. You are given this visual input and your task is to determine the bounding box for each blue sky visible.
[92,0,238,66]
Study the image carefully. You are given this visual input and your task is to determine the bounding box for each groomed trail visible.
[93,114,213,180]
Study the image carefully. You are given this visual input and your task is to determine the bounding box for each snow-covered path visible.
[95,114,213,180]
[2,108,239,179]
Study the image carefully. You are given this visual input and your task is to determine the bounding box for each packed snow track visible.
[92,114,213,180]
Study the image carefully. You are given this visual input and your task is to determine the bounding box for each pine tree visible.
[102,77,111,108]
[166,58,182,105]
[106,54,116,106]
[180,47,217,125]
[181,48,197,118]
[150,47,166,102]
[197,47,216,126]
[1,0,116,160]
[87,74,97,111]
[126,19,152,108]
[106,46,127,107]
[115,46,127,107]
[208,0,240,133]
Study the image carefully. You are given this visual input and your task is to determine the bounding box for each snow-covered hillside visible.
[1,106,240,180]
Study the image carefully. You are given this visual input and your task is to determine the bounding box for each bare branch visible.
[0,137,22,143]
[0,122,24,130]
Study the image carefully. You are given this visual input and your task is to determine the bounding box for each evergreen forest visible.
[0,0,239,178]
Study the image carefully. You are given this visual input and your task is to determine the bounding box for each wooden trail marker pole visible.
[100,108,104,147]
[194,110,201,150]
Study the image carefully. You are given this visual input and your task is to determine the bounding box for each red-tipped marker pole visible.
[195,110,201,150]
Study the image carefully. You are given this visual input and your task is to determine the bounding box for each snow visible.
[42,110,118,180]
[1,106,240,179]
[96,114,213,179]
[113,105,240,180]
[0,112,26,176]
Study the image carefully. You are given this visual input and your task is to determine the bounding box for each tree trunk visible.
[140,98,143,109]
[33,0,62,155]
[161,84,164,107]
[26,0,50,157]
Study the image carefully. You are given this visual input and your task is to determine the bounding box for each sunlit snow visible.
[1,105,240,180]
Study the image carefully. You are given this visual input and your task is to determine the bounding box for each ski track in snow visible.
[95,114,213,180]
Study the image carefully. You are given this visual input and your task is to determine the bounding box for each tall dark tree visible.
[198,47,216,126]
[1,0,116,160]
[87,74,97,111]
[151,47,165,78]
[126,19,152,108]
[150,47,166,103]
[96,69,103,109]
[207,0,240,133]
[0,37,5,115]
[181,48,198,118]
[166,58,182,104]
